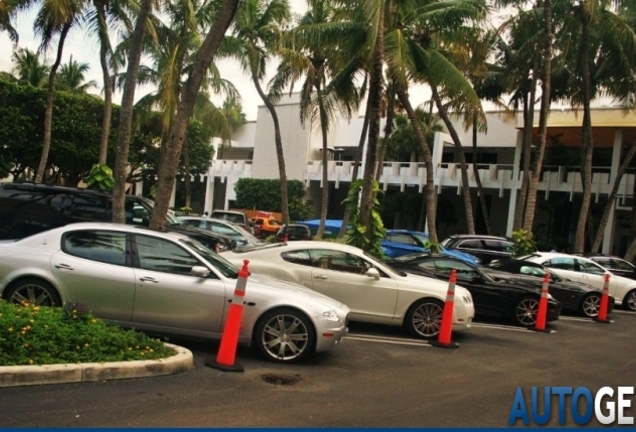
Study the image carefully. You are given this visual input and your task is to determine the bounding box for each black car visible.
[486,259,615,318]
[275,224,312,242]
[387,253,562,327]
[583,254,636,281]
[440,234,514,264]
[0,182,236,253]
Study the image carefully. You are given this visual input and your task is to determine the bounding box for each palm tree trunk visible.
[396,85,438,243]
[359,4,384,233]
[375,88,395,182]
[431,85,475,234]
[590,143,636,253]
[573,12,593,254]
[184,140,191,212]
[150,0,240,229]
[35,23,71,183]
[315,88,330,240]
[472,119,492,235]
[97,4,112,166]
[251,71,290,225]
[338,105,370,238]
[523,0,552,233]
[112,0,153,223]
[514,78,537,230]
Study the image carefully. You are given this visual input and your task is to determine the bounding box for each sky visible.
[0,5,307,122]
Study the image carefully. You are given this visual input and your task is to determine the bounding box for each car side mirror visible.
[365,268,380,280]
[191,266,210,278]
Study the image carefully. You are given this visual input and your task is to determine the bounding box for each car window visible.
[387,233,415,245]
[287,226,310,236]
[135,234,201,276]
[427,259,478,279]
[180,219,204,229]
[577,260,606,275]
[546,257,576,271]
[520,265,547,277]
[69,194,109,221]
[210,212,246,225]
[63,230,127,266]
[208,221,240,237]
[281,250,313,267]
[457,240,483,249]
[609,258,635,271]
[484,240,514,253]
[309,249,371,275]
[268,219,281,227]
[181,238,237,279]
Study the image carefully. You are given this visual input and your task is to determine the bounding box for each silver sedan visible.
[0,223,350,363]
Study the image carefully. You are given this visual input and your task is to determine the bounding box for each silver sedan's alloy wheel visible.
[256,309,315,363]
[409,301,444,338]
[581,294,601,318]
[515,297,539,327]
[625,290,636,311]
[6,279,61,307]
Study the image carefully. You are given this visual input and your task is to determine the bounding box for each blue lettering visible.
[571,387,593,425]
[509,387,530,425]
[552,386,573,424]
[531,387,551,425]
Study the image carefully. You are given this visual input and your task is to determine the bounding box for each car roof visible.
[446,234,509,241]
[15,222,190,242]
[232,240,364,255]
[210,210,245,216]
[387,229,428,236]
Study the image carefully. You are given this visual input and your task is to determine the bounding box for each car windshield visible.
[181,238,238,278]
[211,212,245,225]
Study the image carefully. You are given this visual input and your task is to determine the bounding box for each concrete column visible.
[203,173,215,213]
[601,130,623,253]
[505,131,524,236]
[169,180,176,209]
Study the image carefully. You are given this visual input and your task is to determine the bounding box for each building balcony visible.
[207,159,635,201]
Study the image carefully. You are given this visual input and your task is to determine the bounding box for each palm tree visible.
[33,0,85,183]
[229,0,292,225]
[149,0,242,229]
[112,0,155,223]
[11,48,50,86]
[272,0,362,239]
[56,55,96,91]
[556,0,636,253]
[1,0,19,42]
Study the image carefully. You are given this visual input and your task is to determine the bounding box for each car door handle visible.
[54,263,74,271]
[313,275,327,280]
[139,277,159,283]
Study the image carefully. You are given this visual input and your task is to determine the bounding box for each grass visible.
[0,300,176,366]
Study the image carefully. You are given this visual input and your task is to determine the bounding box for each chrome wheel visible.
[580,294,601,318]
[514,297,539,327]
[256,309,315,363]
[6,279,61,307]
[407,300,444,338]
[625,290,636,311]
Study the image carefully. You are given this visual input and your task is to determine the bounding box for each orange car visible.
[253,217,282,238]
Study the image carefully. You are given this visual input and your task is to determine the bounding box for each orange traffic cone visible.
[594,273,612,324]
[533,272,550,333]
[430,269,459,349]
[205,260,250,372]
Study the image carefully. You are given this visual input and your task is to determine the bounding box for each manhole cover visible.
[262,373,302,386]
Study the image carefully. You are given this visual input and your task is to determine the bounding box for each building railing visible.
[206,159,635,199]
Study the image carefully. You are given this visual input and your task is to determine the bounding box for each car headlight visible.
[322,310,341,322]
[547,293,555,301]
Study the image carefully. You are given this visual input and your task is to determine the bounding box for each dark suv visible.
[441,234,514,264]
[0,182,236,252]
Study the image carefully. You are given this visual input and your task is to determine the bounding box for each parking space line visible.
[559,316,595,323]
[344,334,432,347]
[471,322,556,333]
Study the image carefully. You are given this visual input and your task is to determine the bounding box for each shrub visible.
[0,301,175,366]
[511,229,537,257]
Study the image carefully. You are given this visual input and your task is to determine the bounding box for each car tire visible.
[579,293,602,318]
[4,278,62,307]
[623,289,636,311]
[253,307,316,363]
[513,296,539,327]
[405,298,445,339]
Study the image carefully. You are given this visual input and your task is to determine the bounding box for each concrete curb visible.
[0,343,194,388]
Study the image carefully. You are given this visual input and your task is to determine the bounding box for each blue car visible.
[382,229,480,265]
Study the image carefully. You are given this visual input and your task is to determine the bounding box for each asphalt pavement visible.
[1,311,635,427]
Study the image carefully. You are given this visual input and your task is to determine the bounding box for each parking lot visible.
[1,310,634,427]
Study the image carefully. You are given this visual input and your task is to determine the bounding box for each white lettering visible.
[595,387,615,425]
[617,387,634,425]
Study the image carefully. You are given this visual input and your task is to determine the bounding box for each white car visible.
[521,252,636,311]
[221,241,475,338]
[0,223,350,363]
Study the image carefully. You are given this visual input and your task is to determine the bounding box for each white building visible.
[201,93,635,255]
